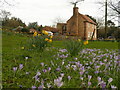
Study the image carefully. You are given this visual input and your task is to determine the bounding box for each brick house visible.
[57,7,97,40]
[42,26,59,34]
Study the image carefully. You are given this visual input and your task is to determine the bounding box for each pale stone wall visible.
[86,23,97,40]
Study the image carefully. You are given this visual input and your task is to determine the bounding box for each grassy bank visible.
[2,31,119,88]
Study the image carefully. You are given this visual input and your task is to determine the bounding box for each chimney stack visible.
[73,7,79,35]
[73,7,79,16]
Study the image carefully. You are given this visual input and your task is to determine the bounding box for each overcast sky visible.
[2,0,110,26]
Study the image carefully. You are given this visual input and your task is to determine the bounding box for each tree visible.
[0,10,11,20]
[2,17,26,29]
[28,22,39,29]
[108,0,120,15]
[52,16,65,27]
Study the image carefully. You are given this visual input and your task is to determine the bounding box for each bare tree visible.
[52,16,65,27]
[0,10,11,20]
[108,0,120,15]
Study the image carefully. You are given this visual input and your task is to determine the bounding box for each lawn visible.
[2,31,119,88]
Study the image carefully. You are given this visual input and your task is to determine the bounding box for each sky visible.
[1,0,118,26]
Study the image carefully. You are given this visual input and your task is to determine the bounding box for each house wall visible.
[85,22,97,40]
[57,23,66,34]
[78,15,86,39]
[66,7,79,36]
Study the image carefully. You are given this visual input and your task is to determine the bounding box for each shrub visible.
[21,28,29,33]
[28,31,53,52]
[64,39,83,57]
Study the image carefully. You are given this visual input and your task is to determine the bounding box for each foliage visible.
[86,15,96,23]
[28,22,38,29]
[2,17,26,29]
[64,40,84,56]
[0,10,11,20]
[27,31,52,52]
[21,27,29,33]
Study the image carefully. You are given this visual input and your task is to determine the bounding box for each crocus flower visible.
[13,67,17,71]
[42,69,47,73]
[62,61,64,65]
[54,77,63,88]
[56,67,61,71]
[108,78,113,83]
[60,73,64,77]
[95,66,100,69]
[36,72,41,76]
[88,75,92,81]
[19,64,23,70]
[97,77,101,82]
[25,57,28,60]
[94,71,99,74]
[26,72,29,75]
[111,85,117,88]
[32,86,36,90]
[80,77,83,80]
[47,83,51,88]
[19,85,23,88]
[59,49,67,52]
[74,57,78,60]
[79,71,84,75]
[48,67,51,71]
[40,63,44,66]
[68,76,71,81]
[88,81,92,86]
[100,81,106,88]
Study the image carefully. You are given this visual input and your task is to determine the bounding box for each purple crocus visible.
[94,71,99,74]
[56,67,61,71]
[54,77,63,88]
[48,67,51,71]
[68,76,71,80]
[59,49,67,52]
[33,75,40,82]
[40,63,44,66]
[95,66,100,69]
[36,72,41,76]
[19,64,23,70]
[88,75,92,81]
[80,77,83,80]
[97,77,101,82]
[100,81,106,88]
[79,71,84,75]
[74,57,78,60]
[108,78,113,83]
[42,69,47,73]
[32,86,36,90]
[60,73,64,77]
[19,85,23,88]
[88,81,92,86]
[13,67,17,71]
[38,85,44,90]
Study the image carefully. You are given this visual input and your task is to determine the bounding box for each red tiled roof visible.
[29,28,40,33]
[79,14,96,25]
[42,26,58,32]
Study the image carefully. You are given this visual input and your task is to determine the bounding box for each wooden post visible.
[105,0,107,39]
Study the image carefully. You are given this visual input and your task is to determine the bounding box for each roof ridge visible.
[79,13,96,24]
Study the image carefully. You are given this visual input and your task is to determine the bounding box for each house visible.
[57,7,97,40]
[42,26,59,35]
[29,28,40,33]
[12,26,23,32]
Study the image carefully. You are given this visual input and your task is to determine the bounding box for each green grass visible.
[52,40,118,49]
[2,31,119,88]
